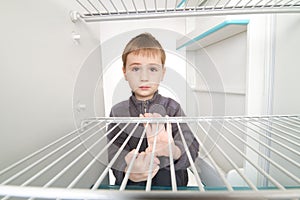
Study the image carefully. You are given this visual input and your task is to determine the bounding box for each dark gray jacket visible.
[107,91,199,187]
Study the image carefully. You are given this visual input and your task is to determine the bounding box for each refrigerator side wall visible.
[0,0,104,181]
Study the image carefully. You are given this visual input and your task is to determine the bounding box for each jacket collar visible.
[130,90,159,104]
[129,91,162,115]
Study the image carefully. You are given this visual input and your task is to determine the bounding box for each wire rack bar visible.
[119,122,149,191]
[81,115,300,124]
[244,119,300,157]
[177,121,204,191]
[145,122,162,191]
[0,115,299,200]
[91,123,139,190]
[234,119,300,167]
[282,116,300,125]
[2,122,111,200]
[207,119,287,190]
[270,117,300,134]
[219,120,300,185]
[87,0,101,14]
[0,121,103,185]
[229,122,299,173]
[47,122,119,189]
[120,0,128,13]
[0,122,93,178]
[198,120,256,191]
[167,121,178,192]
[75,0,94,16]
[194,130,233,191]
[21,122,109,188]
[67,122,127,189]
[264,117,300,139]
[97,0,109,15]
[72,0,300,22]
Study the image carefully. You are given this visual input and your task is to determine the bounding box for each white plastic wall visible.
[269,14,300,186]
[273,14,300,115]
[0,0,106,186]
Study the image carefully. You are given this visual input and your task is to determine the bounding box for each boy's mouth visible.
[139,86,151,90]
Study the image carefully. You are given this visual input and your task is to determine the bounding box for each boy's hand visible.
[124,149,160,182]
[141,113,181,160]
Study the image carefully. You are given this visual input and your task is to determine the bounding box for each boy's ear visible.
[122,67,128,81]
[161,67,166,81]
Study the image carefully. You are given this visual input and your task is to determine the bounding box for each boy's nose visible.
[140,68,149,81]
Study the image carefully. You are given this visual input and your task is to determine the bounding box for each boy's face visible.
[123,52,166,101]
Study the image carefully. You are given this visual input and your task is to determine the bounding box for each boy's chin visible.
[134,91,155,100]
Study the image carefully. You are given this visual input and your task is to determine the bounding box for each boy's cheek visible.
[149,75,163,83]
[125,72,163,87]
[127,79,140,90]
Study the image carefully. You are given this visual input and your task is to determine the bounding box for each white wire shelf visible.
[0,115,299,199]
[71,0,300,22]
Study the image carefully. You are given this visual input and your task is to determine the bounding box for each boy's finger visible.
[151,122,158,135]
[144,153,151,166]
[152,113,162,117]
[146,113,156,136]
[145,146,153,153]
[152,165,160,178]
[140,114,147,128]
[125,149,136,164]
[144,113,152,117]
[154,156,160,165]
[137,152,146,164]
[145,151,160,167]
[152,113,164,134]
[166,118,172,135]
[139,151,146,157]
[146,123,153,139]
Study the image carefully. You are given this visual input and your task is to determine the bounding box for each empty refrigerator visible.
[0,0,300,199]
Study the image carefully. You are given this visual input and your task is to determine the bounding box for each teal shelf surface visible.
[177,0,186,8]
[177,19,249,50]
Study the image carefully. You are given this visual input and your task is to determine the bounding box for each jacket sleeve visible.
[172,106,200,170]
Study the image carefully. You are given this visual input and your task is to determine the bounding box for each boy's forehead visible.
[127,50,162,64]
[129,48,162,57]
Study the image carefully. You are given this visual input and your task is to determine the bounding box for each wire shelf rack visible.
[72,0,300,22]
[0,115,299,199]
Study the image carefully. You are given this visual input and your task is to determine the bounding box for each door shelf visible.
[177,19,249,50]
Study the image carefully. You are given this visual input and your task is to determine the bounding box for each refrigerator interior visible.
[0,0,300,199]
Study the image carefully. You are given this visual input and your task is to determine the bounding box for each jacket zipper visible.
[142,100,148,114]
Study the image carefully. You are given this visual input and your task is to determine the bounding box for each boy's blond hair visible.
[122,33,166,69]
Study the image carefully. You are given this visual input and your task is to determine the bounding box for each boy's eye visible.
[131,66,140,71]
[148,64,161,72]
[129,64,161,72]
[150,67,158,72]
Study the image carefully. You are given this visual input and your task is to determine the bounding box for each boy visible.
[107,33,199,187]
